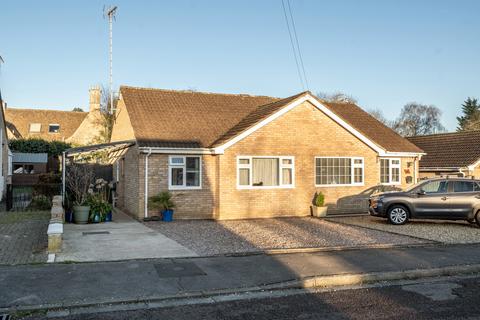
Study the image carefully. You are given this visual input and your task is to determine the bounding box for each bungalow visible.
[111,86,424,220]
[408,131,480,179]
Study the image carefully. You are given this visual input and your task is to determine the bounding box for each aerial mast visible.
[104,6,117,115]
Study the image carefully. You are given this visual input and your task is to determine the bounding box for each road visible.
[19,274,480,320]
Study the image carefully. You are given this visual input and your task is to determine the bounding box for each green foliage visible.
[27,195,52,211]
[314,192,325,207]
[9,138,71,156]
[149,191,176,211]
[87,194,112,222]
[72,107,84,112]
[457,97,480,131]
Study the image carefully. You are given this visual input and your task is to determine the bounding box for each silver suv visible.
[369,178,480,225]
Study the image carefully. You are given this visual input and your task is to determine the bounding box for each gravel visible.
[327,216,480,244]
[145,217,427,256]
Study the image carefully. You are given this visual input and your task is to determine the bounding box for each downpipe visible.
[144,148,152,219]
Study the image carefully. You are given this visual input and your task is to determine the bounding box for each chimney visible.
[89,85,101,112]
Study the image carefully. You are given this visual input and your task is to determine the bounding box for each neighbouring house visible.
[0,93,12,201]
[111,86,425,220]
[5,86,105,145]
[408,131,480,179]
[11,153,48,185]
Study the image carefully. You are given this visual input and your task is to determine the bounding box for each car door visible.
[412,180,450,218]
[447,180,480,218]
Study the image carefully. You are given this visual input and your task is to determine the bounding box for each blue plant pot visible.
[65,210,74,223]
[162,209,174,222]
[92,212,101,223]
[105,211,112,222]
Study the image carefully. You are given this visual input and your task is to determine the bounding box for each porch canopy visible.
[62,140,135,202]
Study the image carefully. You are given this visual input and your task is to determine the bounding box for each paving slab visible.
[56,210,196,262]
[3,243,480,310]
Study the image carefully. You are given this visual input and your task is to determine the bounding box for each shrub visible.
[149,192,176,211]
[28,195,52,211]
[315,192,325,207]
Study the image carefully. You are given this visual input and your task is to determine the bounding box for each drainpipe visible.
[62,151,66,204]
[144,148,152,219]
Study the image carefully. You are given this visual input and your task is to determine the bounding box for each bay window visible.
[237,156,294,188]
[315,157,364,186]
[169,156,201,189]
[380,158,401,184]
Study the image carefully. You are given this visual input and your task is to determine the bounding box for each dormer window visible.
[29,123,41,133]
[49,124,60,133]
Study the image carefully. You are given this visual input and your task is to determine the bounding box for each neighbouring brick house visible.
[408,131,480,179]
[5,86,105,145]
[0,95,12,201]
[111,86,425,220]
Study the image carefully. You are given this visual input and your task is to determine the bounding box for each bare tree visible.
[367,109,393,128]
[66,164,94,205]
[316,91,358,104]
[93,85,118,144]
[392,103,445,137]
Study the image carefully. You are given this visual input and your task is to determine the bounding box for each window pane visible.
[252,158,279,186]
[282,168,292,185]
[475,183,480,192]
[354,159,363,165]
[29,123,41,132]
[171,157,184,165]
[49,124,60,133]
[392,159,400,165]
[392,167,400,182]
[380,159,389,183]
[282,158,292,165]
[316,157,352,185]
[186,157,200,171]
[354,167,363,183]
[186,172,200,187]
[171,168,183,186]
[239,168,250,185]
[453,181,474,193]
[422,180,448,193]
[239,158,250,165]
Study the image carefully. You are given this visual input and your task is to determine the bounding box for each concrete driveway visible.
[55,210,196,262]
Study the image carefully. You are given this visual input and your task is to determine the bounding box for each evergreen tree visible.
[457,97,480,131]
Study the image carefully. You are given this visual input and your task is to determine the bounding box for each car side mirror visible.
[417,190,426,196]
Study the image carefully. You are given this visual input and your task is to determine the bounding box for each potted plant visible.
[66,164,94,224]
[149,191,176,222]
[312,192,328,218]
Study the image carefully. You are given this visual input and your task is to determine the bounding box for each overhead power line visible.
[281,0,305,90]
[281,0,309,91]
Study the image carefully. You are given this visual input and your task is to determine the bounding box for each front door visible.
[413,180,450,217]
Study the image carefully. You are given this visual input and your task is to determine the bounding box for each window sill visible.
[237,185,295,190]
[315,183,364,187]
[168,186,202,191]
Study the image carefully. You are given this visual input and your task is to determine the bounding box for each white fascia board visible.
[138,147,221,155]
[379,151,426,157]
[213,94,415,156]
[419,167,462,171]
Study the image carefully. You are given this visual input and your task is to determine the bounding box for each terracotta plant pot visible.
[73,205,90,224]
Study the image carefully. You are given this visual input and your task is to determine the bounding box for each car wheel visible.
[388,205,409,225]
[475,211,480,227]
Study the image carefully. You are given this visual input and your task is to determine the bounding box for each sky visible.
[1,0,480,131]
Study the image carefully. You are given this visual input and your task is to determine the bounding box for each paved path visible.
[2,243,480,310]
[0,211,49,265]
[56,210,196,262]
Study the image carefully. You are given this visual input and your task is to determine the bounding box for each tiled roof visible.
[408,131,480,168]
[322,101,424,153]
[120,86,278,148]
[5,108,87,141]
[120,86,423,154]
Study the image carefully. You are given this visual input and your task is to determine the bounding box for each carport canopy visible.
[62,140,135,202]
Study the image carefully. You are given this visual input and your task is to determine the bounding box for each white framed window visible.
[380,158,401,185]
[48,124,60,133]
[315,157,364,186]
[29,123,41,133]
[237,156,294,189]
[168,155,202,190]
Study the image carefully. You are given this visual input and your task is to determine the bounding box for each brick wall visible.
[116,145,141,218]
[116,100,419,220]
